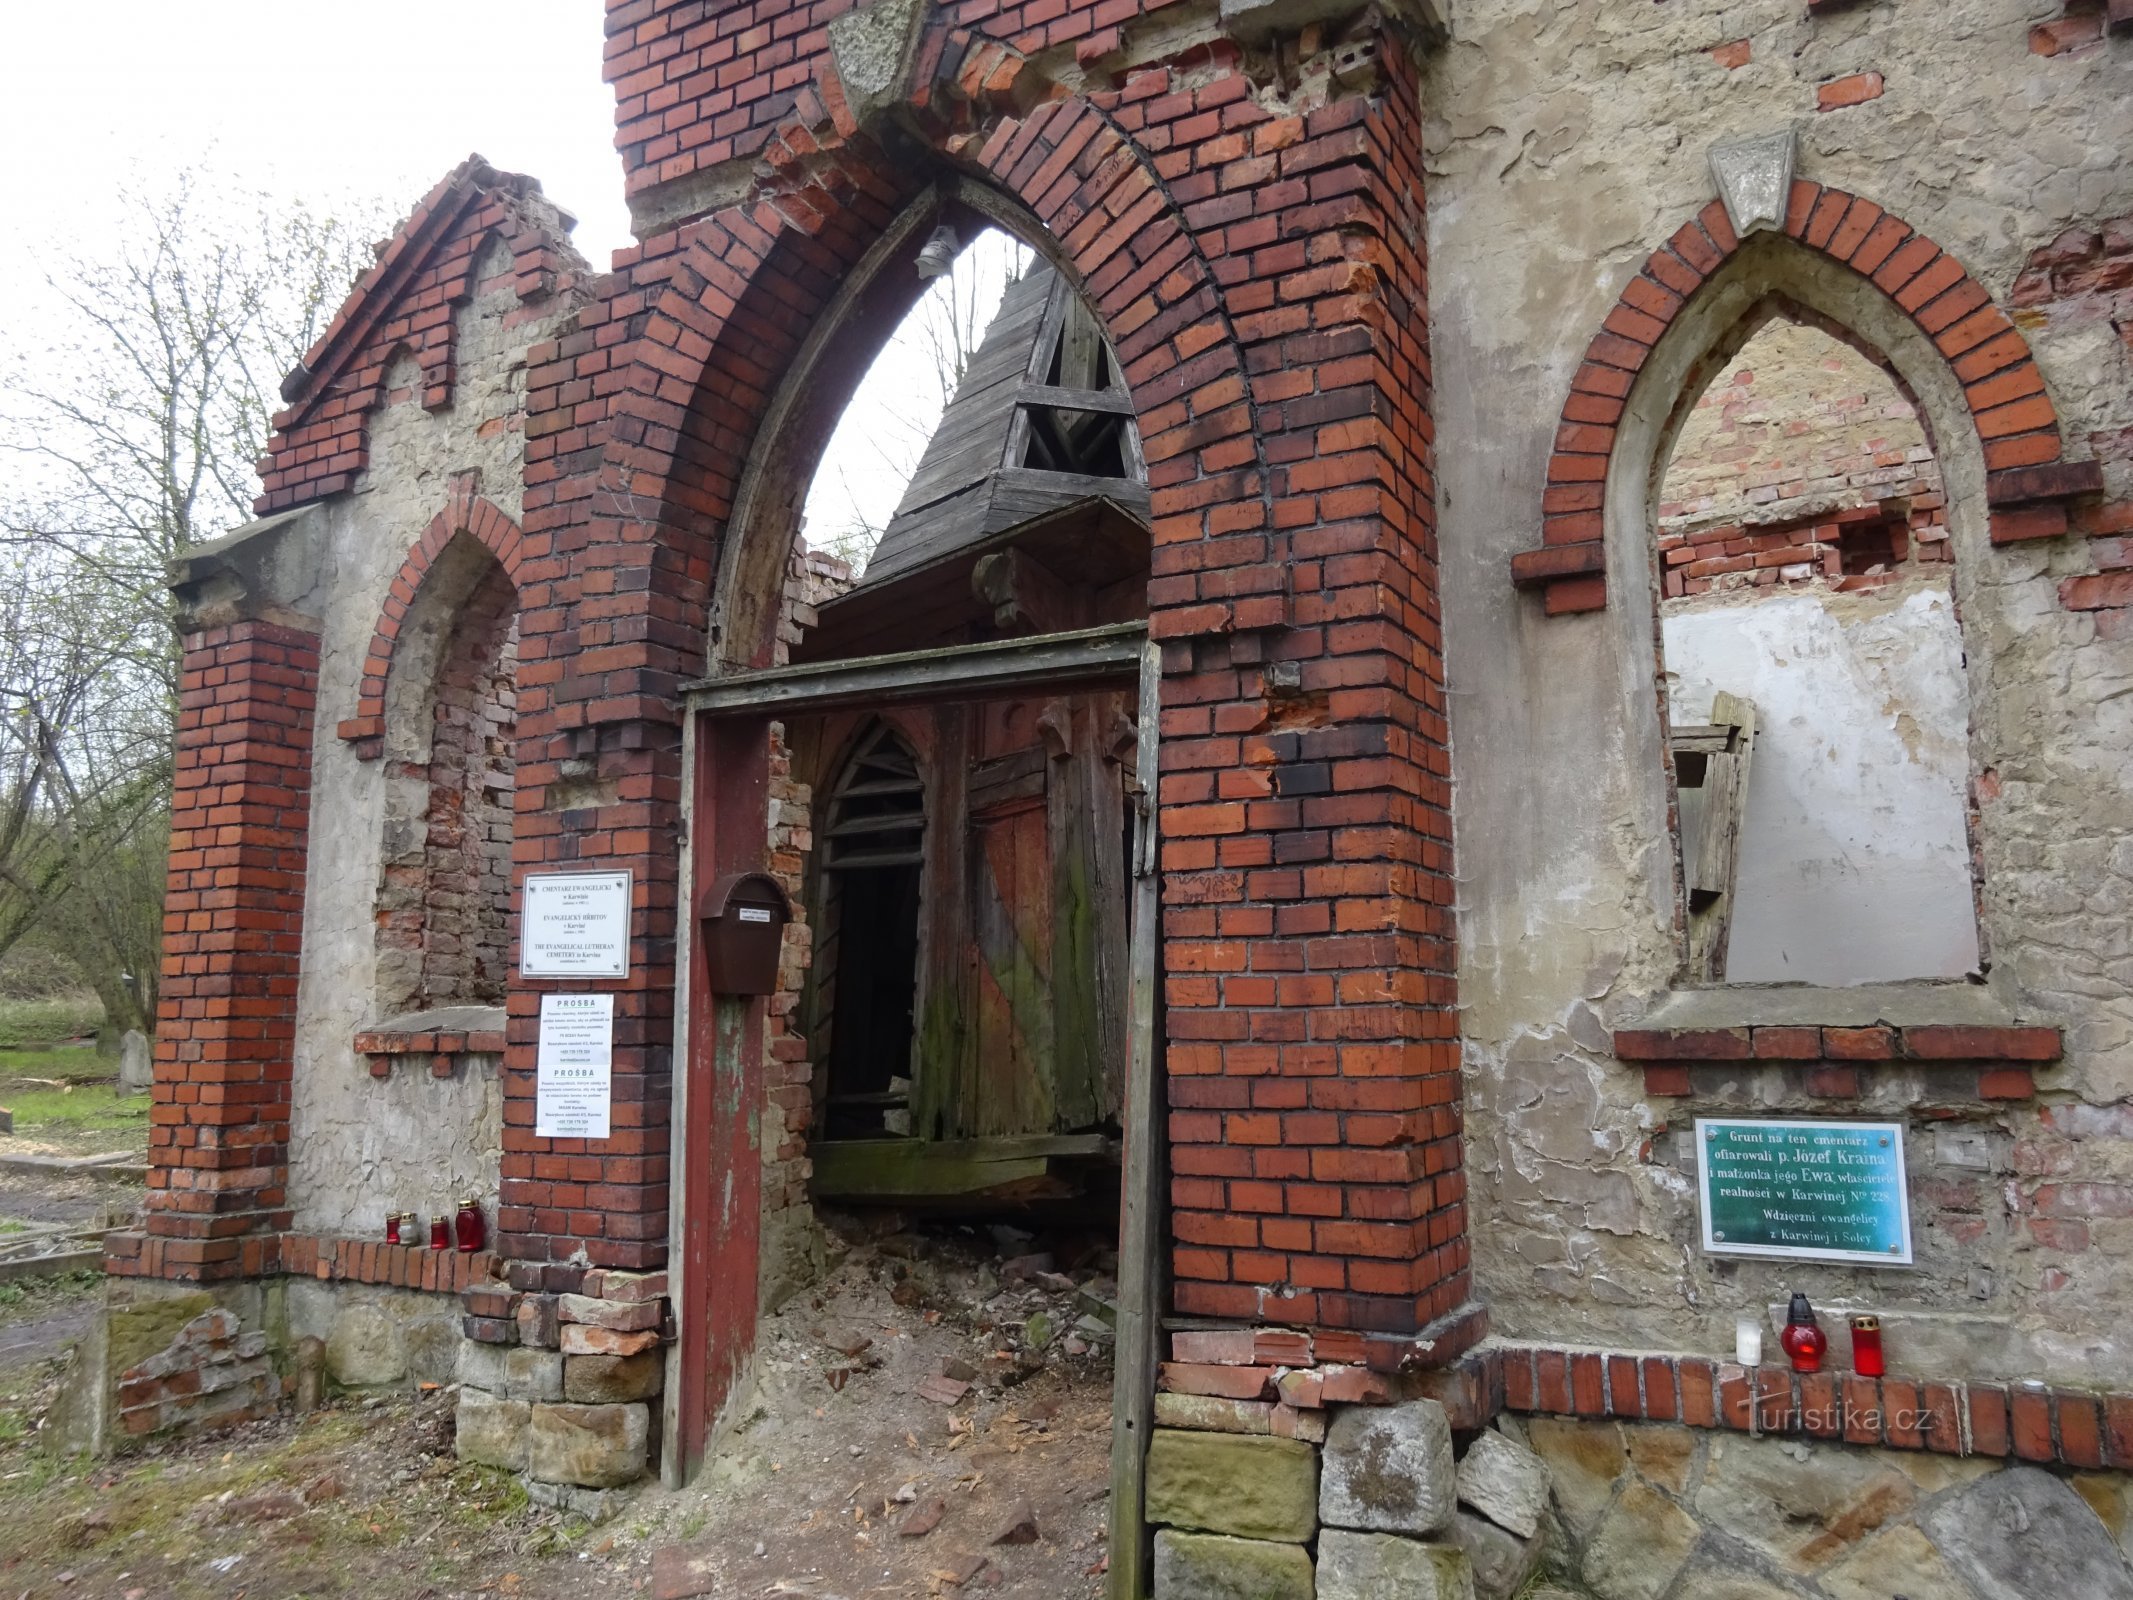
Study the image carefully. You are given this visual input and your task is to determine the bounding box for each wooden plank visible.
[807,1133,1114,1200]
[1110,638,1164,1600]
[685,623,1146,716]
[0,1248,101,1285]
[1687,692,1757,983]
[1018,384,1135,416]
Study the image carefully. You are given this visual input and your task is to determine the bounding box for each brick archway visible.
[581,32,1273,674]
[1513,183,2103,614]
[335,482,526,754]
[510,16,1471,1489]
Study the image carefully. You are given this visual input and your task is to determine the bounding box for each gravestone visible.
[118,1030,152,1094]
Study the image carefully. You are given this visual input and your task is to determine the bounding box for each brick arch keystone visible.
[1512,182,2104,615]
[335,483,526,752]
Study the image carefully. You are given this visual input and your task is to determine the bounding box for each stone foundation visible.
[1145,1397,1543,1600]
[1523,1412,2133,1599]
[1142,1372,2133,1599]
[453,1267,668,1496]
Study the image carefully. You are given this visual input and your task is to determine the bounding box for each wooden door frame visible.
[665,626,1166,1587]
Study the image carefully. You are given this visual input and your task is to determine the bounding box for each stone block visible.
[326,1303,406,1387]
[1320,1400,1455,1535]
[1152,1528,1315,1600]
[516,1293,559,1350]
[522,1476,635,1524]
[1155,1392,1327,1443]
[1449,1510,1542,1600]
[1316,1530,1475,1600]
[1456,1428,1550,1539]
[558,1294,662,1332]
[504,1347,566,1402]
[1580,1479,1698,1600]
[1819,1524,1983,1600]
[1145,1429,1319,1542]
[560,1324,659,1357]
[1921,1465,2133,1600]
[456,1389,530,1472]
[456,1338,509,1393]
[565,1351,664,1403]
[529,1401,650,1488]
[580,1270,667,1304]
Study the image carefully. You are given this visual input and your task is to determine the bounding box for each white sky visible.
[0,0,1007,552]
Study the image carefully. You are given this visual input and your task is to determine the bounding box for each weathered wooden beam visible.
[1687,692,1757,983]
[807,1133,1115,1200]
[1018,384,1136,416]
[684,622,1145,716]
[1110,636,1164,1600]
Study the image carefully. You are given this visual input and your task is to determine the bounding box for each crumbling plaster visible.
[285,254,584,1241]
[1424,1,2133,1379]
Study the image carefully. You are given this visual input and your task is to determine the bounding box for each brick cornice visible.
[1493,1341,2129,1471]
[1616,1021,2062,1099]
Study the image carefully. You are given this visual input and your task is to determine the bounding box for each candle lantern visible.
[1780,1292,1829,1373]
[429,1212,451,1251]
[1851,1314,1885,1377]
[455,1196,486,1253]
[385,1213,402,1245]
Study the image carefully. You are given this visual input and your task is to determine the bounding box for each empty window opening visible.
[814,724,926,1141]
[375,547,518,1015]
[1655,311,1980,986]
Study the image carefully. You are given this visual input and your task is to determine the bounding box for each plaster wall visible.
[1425,1,2133,1381]
[1665,580,1978,985]
[285,254,581,1240]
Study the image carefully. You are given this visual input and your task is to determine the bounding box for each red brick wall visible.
[518,9,1471,1336]
[137,622,319,1281]
[2016,215,2133,635]
[257,163,585,515]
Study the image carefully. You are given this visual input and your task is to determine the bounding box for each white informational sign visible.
[535,993,614,1139]
[520,870,632,978]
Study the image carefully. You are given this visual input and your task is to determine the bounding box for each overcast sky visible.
[0,0,1006,556]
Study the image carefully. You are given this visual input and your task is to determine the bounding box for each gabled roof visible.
[272,155,571,423]
[855,259,1149,589]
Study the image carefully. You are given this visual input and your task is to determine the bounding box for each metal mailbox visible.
[697,871,792,995]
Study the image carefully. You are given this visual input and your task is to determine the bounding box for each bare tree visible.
[0,171,386,1041]
[805,226,1034,573]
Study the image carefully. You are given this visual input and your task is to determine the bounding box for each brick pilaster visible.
[138,621,318,1280]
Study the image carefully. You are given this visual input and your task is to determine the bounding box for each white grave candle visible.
[1736,1314,1764,1366]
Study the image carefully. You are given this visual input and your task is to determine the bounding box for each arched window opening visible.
[1654,307,1981,986]
[375,543,519,1016]
[811,723,926,1140]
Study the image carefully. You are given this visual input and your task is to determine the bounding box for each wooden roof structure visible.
[849,258,1150,590]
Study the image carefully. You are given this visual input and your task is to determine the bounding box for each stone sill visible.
[356,1005,507,1078]
[1615,984,2060,1099]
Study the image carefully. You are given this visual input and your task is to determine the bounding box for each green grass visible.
[0,1072,148,1154]
[0,997,104,1050]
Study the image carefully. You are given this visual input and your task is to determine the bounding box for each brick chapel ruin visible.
[70,0,2133,1595]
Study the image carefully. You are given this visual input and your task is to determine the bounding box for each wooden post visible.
[1109,638,1164,1600]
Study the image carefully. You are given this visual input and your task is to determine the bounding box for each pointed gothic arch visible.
[1511,183,2102,615]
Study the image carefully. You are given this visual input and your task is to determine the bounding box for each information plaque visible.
[520,870,631,978]
[1696,1117,1912,1266]
[535,993,613,1139]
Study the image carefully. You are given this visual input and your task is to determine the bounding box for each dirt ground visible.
[0,1221,1118,1600]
